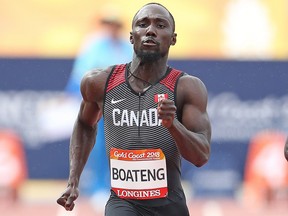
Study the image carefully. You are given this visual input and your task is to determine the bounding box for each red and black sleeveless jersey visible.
[103,63,187,206]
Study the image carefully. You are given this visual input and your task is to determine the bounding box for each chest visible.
[104,83,174,122]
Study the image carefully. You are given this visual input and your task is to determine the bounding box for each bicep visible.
[178,76,211,140]
[78,100,102,127]
[182,103,211,141]
[77,70,106,127]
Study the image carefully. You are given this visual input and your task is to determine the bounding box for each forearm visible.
[68,118,97,187]
[168,119,210,167]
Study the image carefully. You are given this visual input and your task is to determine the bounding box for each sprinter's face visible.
[130,4,176,62]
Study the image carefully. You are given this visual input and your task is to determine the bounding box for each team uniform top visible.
[103,63,187,207]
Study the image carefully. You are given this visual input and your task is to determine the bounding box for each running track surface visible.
[1,199,287,216]
[1,180,287,216]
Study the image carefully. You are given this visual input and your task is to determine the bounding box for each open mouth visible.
[142,38,158,46]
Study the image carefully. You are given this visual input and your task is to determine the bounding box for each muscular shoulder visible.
[179,74,208,96]
[80,67,111,102]
[177,74,208,111]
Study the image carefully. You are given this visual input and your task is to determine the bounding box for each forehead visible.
[134,4,172,24]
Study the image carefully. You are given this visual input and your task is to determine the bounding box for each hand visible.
[57,185,79,211]
[157,99,176,128]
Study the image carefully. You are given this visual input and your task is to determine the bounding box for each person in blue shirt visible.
[66,13,132,96]
[65,10,132,214]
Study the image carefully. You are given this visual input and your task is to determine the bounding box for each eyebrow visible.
[135,16,170,25]
[132,3,176,30]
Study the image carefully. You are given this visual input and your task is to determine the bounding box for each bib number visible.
[110,148,168,200]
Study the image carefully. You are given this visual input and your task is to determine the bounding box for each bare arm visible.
[57,69,108,210]
[158,75,211,167]
[67,100,100,190]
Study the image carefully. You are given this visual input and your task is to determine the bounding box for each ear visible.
[171,33,177,46]
[130,32,134,44]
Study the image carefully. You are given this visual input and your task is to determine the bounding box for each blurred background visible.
[0,0,288,215]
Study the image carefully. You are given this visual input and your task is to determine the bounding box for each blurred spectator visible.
[65,6,132,215]
[0,130,27,203]
[242,130,288,207]
[66,9,132,95]
[222,0,274,59]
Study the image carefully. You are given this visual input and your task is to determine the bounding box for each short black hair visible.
[132,2,175,32]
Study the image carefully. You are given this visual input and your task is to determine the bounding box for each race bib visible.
[110,148,168,200]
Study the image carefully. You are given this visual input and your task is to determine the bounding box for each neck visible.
[127,58,168,92]
[130,55,168,82]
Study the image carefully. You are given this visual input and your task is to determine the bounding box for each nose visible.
[146,25,157,37]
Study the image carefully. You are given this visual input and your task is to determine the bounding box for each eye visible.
[137,22,147,28]
[158,23,166,29]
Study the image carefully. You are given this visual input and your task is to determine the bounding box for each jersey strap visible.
[159,69,183,92]
[106,64,126,93]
